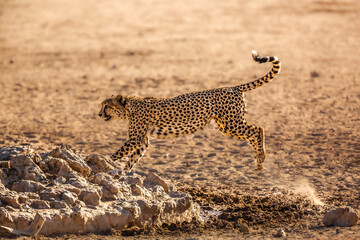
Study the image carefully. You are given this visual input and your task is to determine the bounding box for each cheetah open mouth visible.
[104,116,112,121]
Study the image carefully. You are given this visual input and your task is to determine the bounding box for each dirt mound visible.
[112,186,325,237]
[179,187,322,232]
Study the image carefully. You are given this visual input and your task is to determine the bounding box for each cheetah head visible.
[98,95,128,121]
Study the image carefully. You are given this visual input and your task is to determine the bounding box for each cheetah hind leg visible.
[243,125,266,170]
[255,127,266,170]
[216,120,266,170]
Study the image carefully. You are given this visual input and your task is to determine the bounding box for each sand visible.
[0,0,359,239]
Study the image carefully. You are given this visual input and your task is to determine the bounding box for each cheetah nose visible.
[98,113,102,117]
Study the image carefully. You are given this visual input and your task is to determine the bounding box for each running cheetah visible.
[99,51,281,172]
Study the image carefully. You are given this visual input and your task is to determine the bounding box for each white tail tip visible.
[251,50,259,58]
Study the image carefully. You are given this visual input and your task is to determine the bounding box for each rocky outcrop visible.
[0,146,200,236]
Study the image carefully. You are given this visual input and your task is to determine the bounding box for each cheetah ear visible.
[116,95,127,107]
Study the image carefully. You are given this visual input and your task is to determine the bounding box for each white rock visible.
[238,222,250,233]
[58,160,81,179]
[0,192,21,208]
[79,190,101,206]
[130,184,152,199]
[126,176,143,186]
[107,169,123,177]
[45,146,91,177]
[0,207,13,227]
[31,200,50,209]
[10,155,46,182]
[55,176,66,184]
[322,207,359,227]
[62,192,77,205]
[18,194,29,204]
[274,228,286,237]
[68,177,89,189]
[0,146,34,161]
[85,154,116,173]
[50,201,67,209]
[101,187,118,201]
[39,189,63,201]
[0,169,6,188]
[11,180,46,193]
[144,172,169,193]
[65,186,82,196]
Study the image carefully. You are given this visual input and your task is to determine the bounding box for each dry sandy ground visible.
[0,0,359,239]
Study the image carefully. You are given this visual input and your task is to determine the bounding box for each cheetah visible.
[99,51,281,173]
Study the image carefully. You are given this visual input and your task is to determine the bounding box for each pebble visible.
[274,228,286,238]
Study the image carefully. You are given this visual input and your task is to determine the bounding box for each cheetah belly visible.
[148,118,210,139]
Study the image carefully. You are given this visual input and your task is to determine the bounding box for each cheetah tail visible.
[235,51,281,92]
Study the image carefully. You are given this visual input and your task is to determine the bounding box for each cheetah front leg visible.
[123,137,149,173]
[111,137,149,173]
[111,139,138,161]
